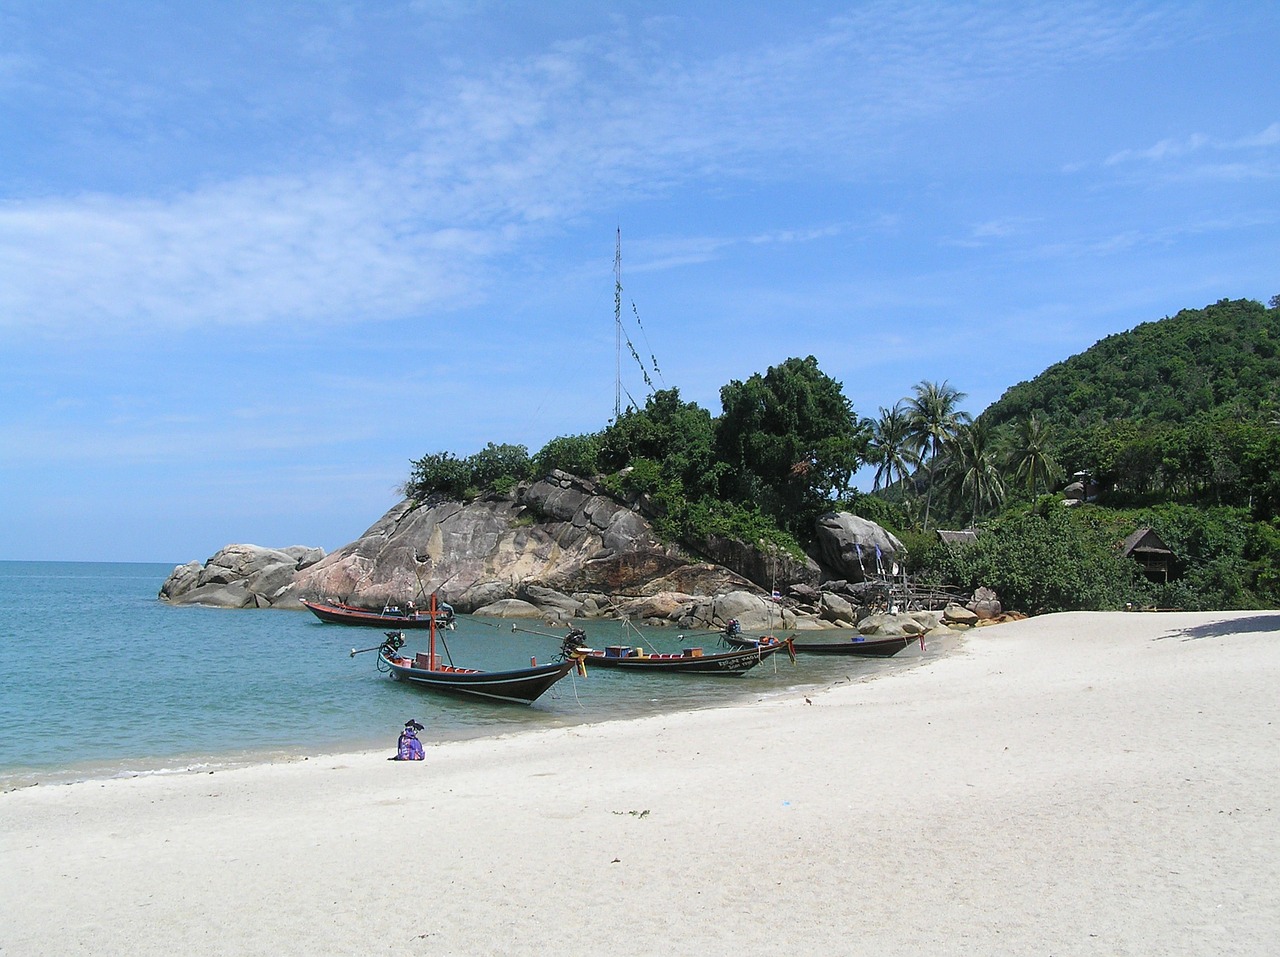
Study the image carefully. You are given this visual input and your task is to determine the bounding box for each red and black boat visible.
[304,597,455,629]
[356,596,583,705]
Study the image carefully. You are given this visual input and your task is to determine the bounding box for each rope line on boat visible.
[510,624,570,641]
[564,666,586,710]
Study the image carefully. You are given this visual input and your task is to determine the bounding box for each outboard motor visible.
[380,631,406,657]
[560,627,588,659]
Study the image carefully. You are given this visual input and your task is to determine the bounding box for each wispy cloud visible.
[1026,211,1277,262]
[1105,133,1210,165]
[1095,121,1280,186]
[622,223,857,274]
[1233,122,1280,148]
[0,172,488,334]
[1105,123,1280,166]
[944,216,1039,248]
[0,2,1193,338]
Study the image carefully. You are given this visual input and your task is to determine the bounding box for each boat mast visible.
[428,592,437,670]
[614,227,622,421]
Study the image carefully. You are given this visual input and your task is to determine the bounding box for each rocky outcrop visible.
[474,598,543,618]
[688,532,823,592]
[157,470,949,632]
[159,544,325,608]
[814,512,906,582]
[819,591,856,625]
[285,471,720,616]
[943,603,979,627]
[968,586,1003,620]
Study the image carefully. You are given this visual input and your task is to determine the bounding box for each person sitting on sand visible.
[392,720,425,761]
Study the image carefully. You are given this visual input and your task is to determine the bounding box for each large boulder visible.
[819,591,856,625]
[473,598,542,618]
[161,561,203,600]
[158,478,898,628]
[689,532,822,592]
[675,590,800,633]
[968,586,1003,620]
[159,544,325,609]
[519,584,584,619]
[943,603,979,627]
[289,473,758,619]
[854,610,945,638]
[814,512,906,582]
[612,591,696,623]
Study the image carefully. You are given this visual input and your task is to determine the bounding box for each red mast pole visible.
[428,592,438,670]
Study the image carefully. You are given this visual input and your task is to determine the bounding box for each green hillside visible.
[893,296,1280,613]
[984,298,1280,431]
[403,297,1280,613]
[969,298,1280,517]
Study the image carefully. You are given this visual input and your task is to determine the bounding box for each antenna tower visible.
[614,228,622,420]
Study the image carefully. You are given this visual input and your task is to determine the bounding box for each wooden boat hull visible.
[581,640,790,675]
[303,599,443,628]
[725,633,912,657]
[792,636,912,657]
[380,652,577,704]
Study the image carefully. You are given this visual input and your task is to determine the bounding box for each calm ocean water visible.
[0,561,937,787]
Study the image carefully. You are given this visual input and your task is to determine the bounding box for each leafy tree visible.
[945,419,1005,526]
[598,388,720,499]
[532,433,601,478]
[1009,413,1065,497]
[618,457,662,496]
[405,444,531,500]
[920,507,1146,613]
[868,403,919,493]
[405,451,471,500]
[715,356,869,531]
[466,443,532,494]
[905,379,970,531]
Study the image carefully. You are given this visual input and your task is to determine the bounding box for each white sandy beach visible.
[3,610,1278,956]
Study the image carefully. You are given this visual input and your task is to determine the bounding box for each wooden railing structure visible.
[832,574,968,614]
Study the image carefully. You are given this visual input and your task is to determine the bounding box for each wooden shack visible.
[937,529,980,547]
[1120,528,1178,582]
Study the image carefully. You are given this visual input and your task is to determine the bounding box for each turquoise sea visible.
[0,561,935,788]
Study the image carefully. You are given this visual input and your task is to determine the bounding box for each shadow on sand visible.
[1155,613,1280,641]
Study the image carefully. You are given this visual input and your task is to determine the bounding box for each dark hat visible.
[405,719,424,731]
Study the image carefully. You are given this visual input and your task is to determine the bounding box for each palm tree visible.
[946,419,1005,525]
[868,403,919,493]
[1010,414,1065,498]
[906,380,970,531]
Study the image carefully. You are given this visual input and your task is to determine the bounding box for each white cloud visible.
[944,217,1039,248]
[1105,133,1209,165]
[0,2,1193,338]
[1232,121,1280,148]
[1104,122,1280,169]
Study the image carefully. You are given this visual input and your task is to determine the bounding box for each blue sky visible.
[2,1,1277,563]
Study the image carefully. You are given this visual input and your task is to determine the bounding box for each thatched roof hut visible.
[1120,528,1177,582]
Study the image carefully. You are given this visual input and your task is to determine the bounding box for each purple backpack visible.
[396,726,425,760]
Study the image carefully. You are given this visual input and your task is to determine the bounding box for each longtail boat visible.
[560,629,794,675]
[720,627,916,658]
[304,597,455,629]
[354,596,582,705]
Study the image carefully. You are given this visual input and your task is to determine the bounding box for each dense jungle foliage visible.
[405,297,1280,613]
